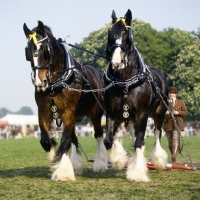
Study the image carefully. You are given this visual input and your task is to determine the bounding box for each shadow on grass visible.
[187,188,200,193]
[0,166,50,179]
[0,166,127,180]
[81,167,127,180]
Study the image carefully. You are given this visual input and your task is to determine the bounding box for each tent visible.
[0,114,38,125]
[0,114,39,133]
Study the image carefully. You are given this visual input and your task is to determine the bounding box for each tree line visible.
[0,106,34,118]
[71,19,200,121]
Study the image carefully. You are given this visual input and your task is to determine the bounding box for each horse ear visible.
[37,20,45,35]
[111,10,117,24]
[23,23,32,38]
[125,9,132,26]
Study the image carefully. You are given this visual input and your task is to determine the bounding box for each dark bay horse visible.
[23,21,108,181]
[103,9,168,182]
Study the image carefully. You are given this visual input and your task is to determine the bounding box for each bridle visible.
[25,32,53,85]
[103,18,149,86]
[106,18,134,56]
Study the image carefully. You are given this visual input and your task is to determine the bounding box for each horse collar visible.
[48,42,75,93]
[103,62,150,90]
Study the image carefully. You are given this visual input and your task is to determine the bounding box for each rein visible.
[68,43,111,61]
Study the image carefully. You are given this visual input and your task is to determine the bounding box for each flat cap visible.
[168,86,178,93]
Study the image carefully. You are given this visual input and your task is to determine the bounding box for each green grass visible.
[0,136,200,200]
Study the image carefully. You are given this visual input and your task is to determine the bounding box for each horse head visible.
[23,21,54,91]
[106,9,135,70]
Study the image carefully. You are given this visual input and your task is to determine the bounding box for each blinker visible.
[25,47,32,61]
[33,50,38,57]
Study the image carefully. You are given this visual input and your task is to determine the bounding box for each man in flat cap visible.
[163,86,187,162]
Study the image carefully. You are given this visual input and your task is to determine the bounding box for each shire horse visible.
[23,21,108,181]
[103,9,168,182]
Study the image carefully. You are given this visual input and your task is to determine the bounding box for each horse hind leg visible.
[91,115,108,172]
[108,136,129,170]
[104,120,128,170]
[128,121,136,146]
[150,127,168,169]
[70,143,84,175]
[126,145,149,182]
[93,137,109,172]
[47,138,59,172]
[40,128,58,172]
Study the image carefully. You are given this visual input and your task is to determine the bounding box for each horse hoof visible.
[171,156,176,162]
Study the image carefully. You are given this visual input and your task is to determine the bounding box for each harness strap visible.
[103,62,149,89]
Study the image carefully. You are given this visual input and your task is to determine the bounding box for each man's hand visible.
[173,111,179,115]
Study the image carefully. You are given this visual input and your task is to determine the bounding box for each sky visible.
[0,0,199,116]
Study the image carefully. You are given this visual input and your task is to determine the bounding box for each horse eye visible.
[114,34,118,39]
[33,50,38,57]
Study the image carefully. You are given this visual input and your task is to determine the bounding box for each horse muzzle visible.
[111,62,125,70]
[31,71,49,92]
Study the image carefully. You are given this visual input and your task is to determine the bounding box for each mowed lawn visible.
[0,136,200,200]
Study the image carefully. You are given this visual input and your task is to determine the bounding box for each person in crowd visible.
[184,123,193,136]
[163,86,187,162]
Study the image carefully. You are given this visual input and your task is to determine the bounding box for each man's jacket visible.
[163,99,187,131]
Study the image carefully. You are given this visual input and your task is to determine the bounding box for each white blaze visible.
[111,37,122,66]
[33,43,43,86]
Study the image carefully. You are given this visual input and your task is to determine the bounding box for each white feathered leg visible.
[70,144,84,175]
[126,146,149,182]
[107,137,128,170]
[51,153,75,181]
[150,128,168,169]
[47,146,59,172]
[93,138,108,172]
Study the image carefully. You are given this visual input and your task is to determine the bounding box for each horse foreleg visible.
[126,145,149,182]
[47,138,59,172]
[150,128,168,169]
[126,127,149,182]
[38,118,58,172]
[104,119,128,170]
[51,127,75,181]
[51,153,75,181]
[91,115,108,172]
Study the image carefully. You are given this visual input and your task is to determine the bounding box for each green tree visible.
[133,19,171,72]
[163,28,195,77]
[71,24,111,72]
[0,107,9,118]
[168,39,200,120]
[17,106,34,115]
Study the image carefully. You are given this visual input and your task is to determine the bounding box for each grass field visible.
[0,136,200,200]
